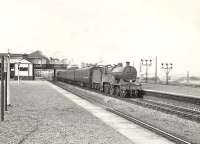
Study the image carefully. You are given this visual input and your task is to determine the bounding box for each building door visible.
[10,64,15,79]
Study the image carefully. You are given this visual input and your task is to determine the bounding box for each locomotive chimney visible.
[126,61,130,66]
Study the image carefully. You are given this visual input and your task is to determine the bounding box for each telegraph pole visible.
[161,63,173,84]
[141,59,152,83]
[155,56,157,83]
[187,71,190,84]
[139,61,142,82]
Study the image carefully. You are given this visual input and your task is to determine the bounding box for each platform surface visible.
[0,80,174,144]
[143,83,200,97]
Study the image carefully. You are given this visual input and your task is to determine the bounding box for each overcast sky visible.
[0,0,200,76]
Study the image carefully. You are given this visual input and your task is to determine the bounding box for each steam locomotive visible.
[56,62,142,98]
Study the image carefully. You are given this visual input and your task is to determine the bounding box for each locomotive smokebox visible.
[111,64,137,82]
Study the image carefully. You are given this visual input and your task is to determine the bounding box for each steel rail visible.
[57,80,200,122]
[56,81,200,122]
[106,108,191,144]
[52,81,192,144]
[142,99,200,115]
[125,99,200,122]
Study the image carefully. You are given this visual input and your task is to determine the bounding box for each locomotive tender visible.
[57,62,142,98]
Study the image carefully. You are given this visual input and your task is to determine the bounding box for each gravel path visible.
[0,81,134,144]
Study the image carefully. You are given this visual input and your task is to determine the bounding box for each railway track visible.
[54,81,200,122]
[52,81,192,144]
[82,85,200,122]
[124,99,200,122]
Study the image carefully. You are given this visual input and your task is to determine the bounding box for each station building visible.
[0,50,49,80]
[1,50,68,80]
[12,59,33,80]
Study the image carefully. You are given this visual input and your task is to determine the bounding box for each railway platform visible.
[142,83,200,98]
[0,80,174,144]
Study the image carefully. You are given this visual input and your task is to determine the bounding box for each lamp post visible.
[7,51,10,106]
[1,56,5,121]
[4,56,7,111]
[161,63,173,84]
[141,59,152,83]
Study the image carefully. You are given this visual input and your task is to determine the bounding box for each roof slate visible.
[27,50,48,59]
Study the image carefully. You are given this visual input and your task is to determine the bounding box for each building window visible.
[19,67,28,71]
